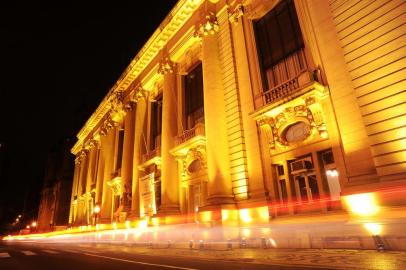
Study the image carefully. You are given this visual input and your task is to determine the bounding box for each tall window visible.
[254,0,307,91]
[150,95,162,150]
[115,128,124,172]
[184,63,204,129]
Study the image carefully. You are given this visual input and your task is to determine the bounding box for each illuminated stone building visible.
[37,138,74,232]
[69,0,406,249]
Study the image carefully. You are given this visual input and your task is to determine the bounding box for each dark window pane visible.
[184,63,204,128]
[254,0,306,91]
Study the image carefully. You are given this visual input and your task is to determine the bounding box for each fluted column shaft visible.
[121,106,135,212]
[100,128,116,222]
[159,69,180,214]
[131,98,147,218]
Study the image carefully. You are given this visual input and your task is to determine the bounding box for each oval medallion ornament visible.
[187,159,202,174]
[284,122,310,143]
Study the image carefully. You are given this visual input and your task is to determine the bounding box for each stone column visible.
[130,91,147,218]
[100,121,116,223]
[158,58,180,215]
[200,15,234,206]
[121,103,135,213]
[77,150,89,225]
[229,8,267,202]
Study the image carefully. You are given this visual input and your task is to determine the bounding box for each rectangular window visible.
[92,148,100,185]
[150,95,162,150]
[254,0,307,92]
[116,128,124,171]
[184,63,204,129]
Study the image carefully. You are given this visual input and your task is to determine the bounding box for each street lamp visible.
[93,203,101,225]
[31,221,37,233]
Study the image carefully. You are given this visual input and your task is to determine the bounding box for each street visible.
[0,241,333,270]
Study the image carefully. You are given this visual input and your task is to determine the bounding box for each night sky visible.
[0,1,177,232]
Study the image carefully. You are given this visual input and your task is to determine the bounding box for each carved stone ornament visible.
[194,12,219,38]
[132,86,149,102]
[177,145,207,178]
[110,91,126,123]
[108,177,122,196]
[228,4,244,24]
[124,101,135,112]
[259,100,328,149]
[86,139,98,149]
[158,57,175,75]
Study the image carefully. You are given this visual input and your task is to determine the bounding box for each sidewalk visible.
[93,243,406,270]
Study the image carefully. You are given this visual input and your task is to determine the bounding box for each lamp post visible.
[93,203,101,225]
[31,221,37,233]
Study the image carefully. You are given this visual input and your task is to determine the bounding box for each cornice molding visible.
[72,0,204,155]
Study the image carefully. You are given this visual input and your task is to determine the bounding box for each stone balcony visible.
[254,69,320,109]
[139,147,161,171]
[170,122,206,159]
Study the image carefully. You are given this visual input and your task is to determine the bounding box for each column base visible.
[157,204,181,216]
[127,210,141,220]
[206,194,235,206]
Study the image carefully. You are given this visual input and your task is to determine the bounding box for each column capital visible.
[110,91,126,123]
[194,12,219,39]
[132,86,149,102]
[158,56,176,75]
[228,4,244,25]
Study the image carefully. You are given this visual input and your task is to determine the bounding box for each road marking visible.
[0,252,11,258]
[43,250,59,254]
[21,251,36,256]
[83,253,197,270]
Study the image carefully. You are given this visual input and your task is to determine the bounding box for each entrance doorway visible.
[294,173,320,203]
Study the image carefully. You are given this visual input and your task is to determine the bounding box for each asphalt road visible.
[0,241,334,270]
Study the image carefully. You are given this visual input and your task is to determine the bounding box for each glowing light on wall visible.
[125,221,131,229]
[258,206,269,221]
[242,228,251,238]
[112,222,118,230]
[261,228,271,236]
[343,193,380,216]
[326,169,338,177]
[239,209,252,223]
[151,217,159,226]
[200,211,212,222]
[364,223,382,235]
[138,219,148,230]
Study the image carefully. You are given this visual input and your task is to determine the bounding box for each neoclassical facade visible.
[68,0,406,248]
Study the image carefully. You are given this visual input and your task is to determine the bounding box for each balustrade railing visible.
[142,147,161,163]
[176,123,205,145]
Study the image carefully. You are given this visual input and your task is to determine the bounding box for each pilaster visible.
[199,11,234,207]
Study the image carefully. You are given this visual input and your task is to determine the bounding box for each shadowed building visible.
[68,0,406,250]
[37,138,74,232]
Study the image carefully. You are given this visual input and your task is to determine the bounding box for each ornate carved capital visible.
[158,57,175,75]
[124,101,135,112]
[228,4,244,24]
[194,12,219,39]
[85,139,98,149]
[132,86,149,102]
[110,91,126,123]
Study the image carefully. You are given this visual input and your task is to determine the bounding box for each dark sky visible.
[0,1,177,229]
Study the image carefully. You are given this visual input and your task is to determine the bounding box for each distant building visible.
[68,0,406,249]
[37,138,74,232]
